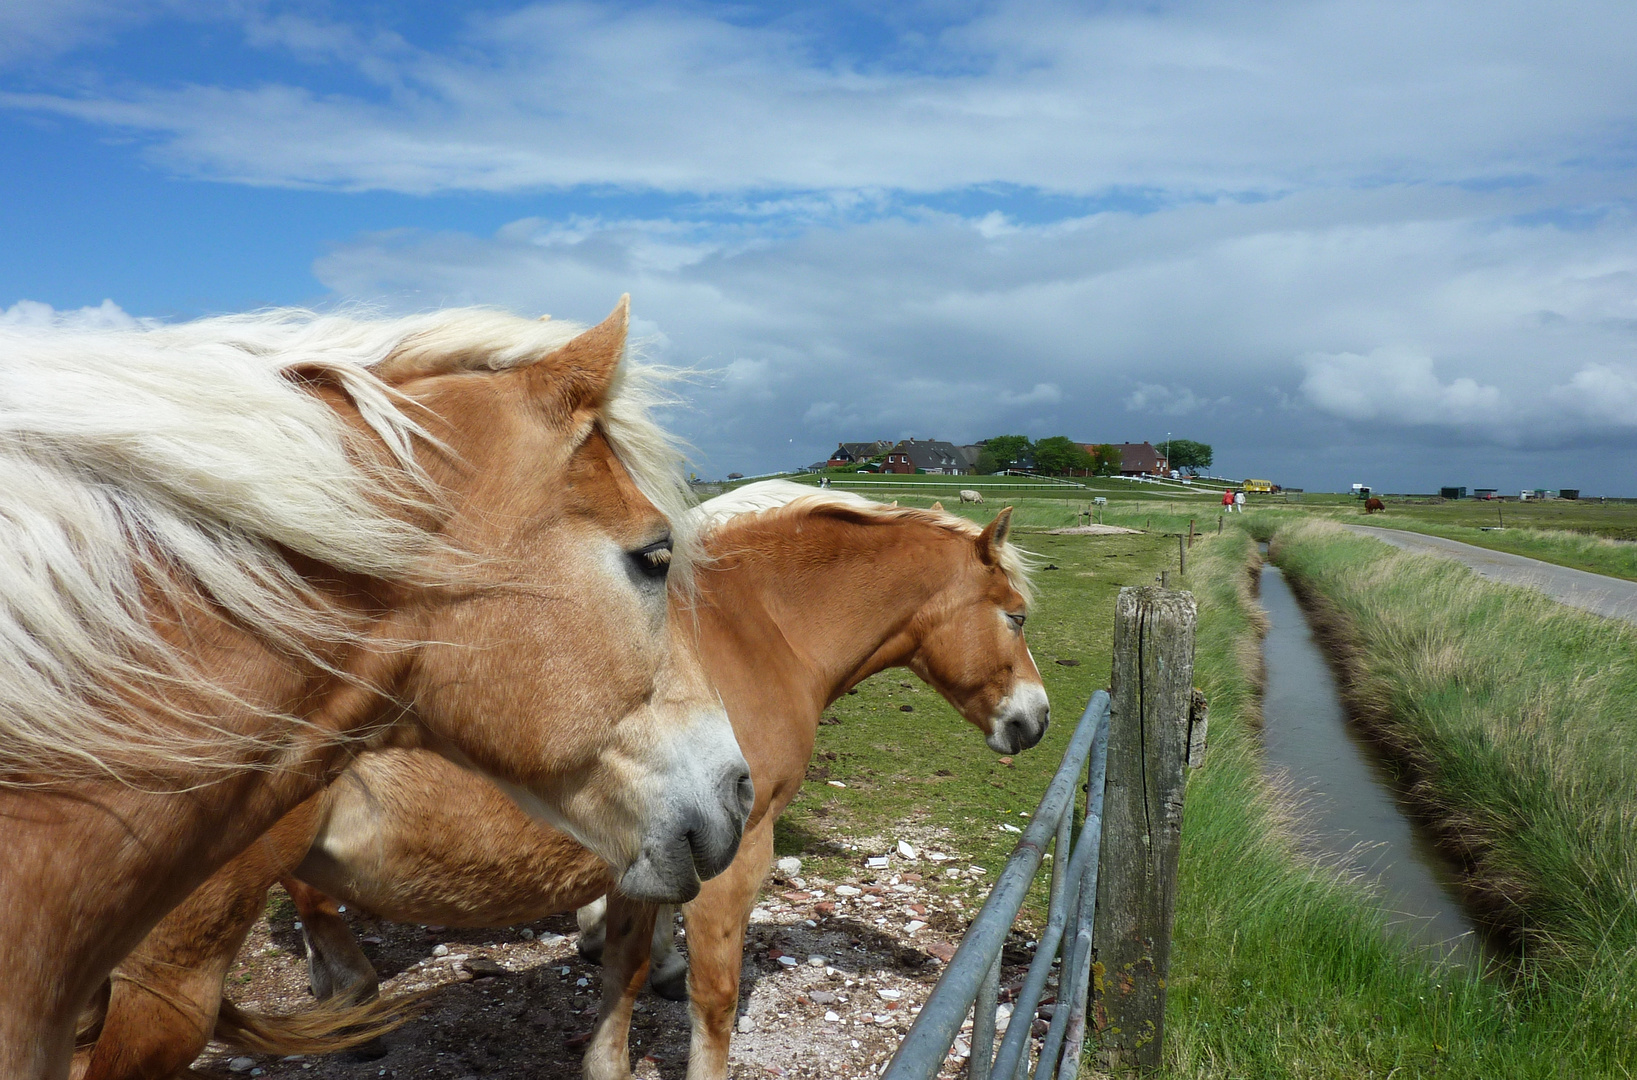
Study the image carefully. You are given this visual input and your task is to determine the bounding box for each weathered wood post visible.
[1177,534,1185,576]
[1092,586,1198,1073]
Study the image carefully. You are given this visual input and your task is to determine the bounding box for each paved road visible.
[1343,525,1637,624]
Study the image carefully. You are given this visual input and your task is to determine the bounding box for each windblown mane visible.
[694,480,1036,603]
[0,307,694,786]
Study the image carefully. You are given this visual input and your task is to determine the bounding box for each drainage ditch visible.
[1256,549,1489,964]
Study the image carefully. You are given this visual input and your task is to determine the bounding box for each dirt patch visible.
[193,849,1062,1079]
[1043,525,1140,536]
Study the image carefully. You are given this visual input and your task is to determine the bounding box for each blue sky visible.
[4,1,1636,491]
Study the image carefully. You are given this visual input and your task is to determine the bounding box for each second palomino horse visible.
[1,299,749,1080]
[81,482,1048,1079]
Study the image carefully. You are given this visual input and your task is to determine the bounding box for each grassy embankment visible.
[783,501,1637,1075]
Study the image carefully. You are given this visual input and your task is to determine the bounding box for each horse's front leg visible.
[582,893,658,1080]
[682,819,774,1080]
[647,905,686,1000]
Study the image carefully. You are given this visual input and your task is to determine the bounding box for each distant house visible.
[1091,441,1169,477]
[881,438,974,475]
[826,440,894,468]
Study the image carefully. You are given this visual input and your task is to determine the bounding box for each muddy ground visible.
[194,835,1066,1079]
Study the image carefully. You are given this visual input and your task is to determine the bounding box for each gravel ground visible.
[193,839,1063,1079]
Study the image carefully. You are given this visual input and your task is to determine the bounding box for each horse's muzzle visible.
[986,681,1051,755]
[617,718,753,902]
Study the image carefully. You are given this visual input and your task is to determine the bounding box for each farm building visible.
[825,440,894,468]
[1088,441,1170,476]
[881,438,979,475]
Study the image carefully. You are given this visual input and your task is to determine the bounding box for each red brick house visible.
[1081,442,1169,476]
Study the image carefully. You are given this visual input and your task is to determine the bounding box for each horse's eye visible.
[1007,612,1026,629]
[631,538,673,580]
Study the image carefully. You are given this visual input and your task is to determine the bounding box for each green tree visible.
[1163,438,1213,474]
[974,447,1000,475]
[981,434,1033,471]
[1088,443,1122,476]
[1033,435,1094,475]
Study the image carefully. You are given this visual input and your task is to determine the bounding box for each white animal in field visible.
[959,489,984,504]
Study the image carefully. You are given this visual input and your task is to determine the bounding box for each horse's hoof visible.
[648,962,689,1001]
[577,938,605,965]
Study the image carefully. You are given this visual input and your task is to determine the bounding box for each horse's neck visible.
[707,520,953,710]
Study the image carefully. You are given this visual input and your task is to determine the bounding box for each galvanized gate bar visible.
[989,708,1110,1079]
[882,691,1110,1080]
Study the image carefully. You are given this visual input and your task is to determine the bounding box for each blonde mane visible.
[0,307,694,786]
[694,480,1036,603]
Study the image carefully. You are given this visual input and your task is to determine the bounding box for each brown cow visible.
[1364,497,1386,513]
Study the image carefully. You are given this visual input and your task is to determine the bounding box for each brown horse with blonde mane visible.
[0,299,751,1080]
[78,481,1048,1079]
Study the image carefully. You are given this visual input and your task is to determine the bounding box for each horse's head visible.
[904,506,1051,755]
[380,299,749,903]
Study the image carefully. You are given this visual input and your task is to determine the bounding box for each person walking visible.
[1222,488,1234,513]
[1234,490,1246,513]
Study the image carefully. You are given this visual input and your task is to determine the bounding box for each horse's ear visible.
[977,506,1013,565]
[890,500,899,507]
[930,500,944,511]
[529,295,628,419]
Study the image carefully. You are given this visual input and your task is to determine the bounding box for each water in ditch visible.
[1257,553,1487,963]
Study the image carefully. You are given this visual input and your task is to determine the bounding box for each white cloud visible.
[1550,364,1637,428]
[1299,347,1504,426]
[1000,383,1061,406]
[1124,383,1227,417]
[1,298,140,329]
[0,0,158,68]
[309,187,1637,478]
[5,1,1635,195]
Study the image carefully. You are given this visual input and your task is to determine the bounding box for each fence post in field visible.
[1093,586,1198,1072]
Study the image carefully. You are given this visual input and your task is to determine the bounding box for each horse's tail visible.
[213,990,430,1056]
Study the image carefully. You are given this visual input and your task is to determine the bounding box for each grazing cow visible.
[960,489,984,504]
[1365,497,1386,513]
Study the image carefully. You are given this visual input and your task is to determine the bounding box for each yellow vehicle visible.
[1241,478,1274,493]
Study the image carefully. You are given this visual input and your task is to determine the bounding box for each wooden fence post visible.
[1092,586,1198,1073]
